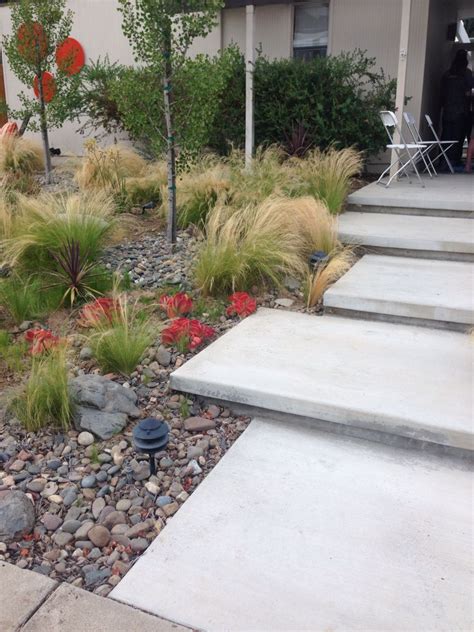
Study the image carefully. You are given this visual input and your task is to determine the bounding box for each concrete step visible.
[338,212,474,261]
[324,254,474,330]
[170,309,473,453]
[346,174,474,218]
[112,418,473,632]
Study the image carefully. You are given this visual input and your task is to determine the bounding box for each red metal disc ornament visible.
[17,22,48,62]
[33,72,56,103]
[56,37,85,75]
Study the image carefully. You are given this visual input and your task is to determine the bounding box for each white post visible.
[390,0,412,178]
[245,3,255,170]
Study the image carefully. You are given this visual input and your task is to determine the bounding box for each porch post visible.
[391,0,412,178]
[245,3,255,169]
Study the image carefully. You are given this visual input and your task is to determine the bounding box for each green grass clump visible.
[87,296,154,376]
[2,191,115,305]
[14,347,73,431]
[0,330,28,373]
[0,276,43,324]
[290,147,363,214]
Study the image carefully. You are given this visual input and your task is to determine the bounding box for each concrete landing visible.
[112,418,473,632]
[170,309,473,452]
[347,174,474,217]
[338,212,474,260]
[324,254,474,328]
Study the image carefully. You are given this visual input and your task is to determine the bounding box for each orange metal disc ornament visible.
[56,37,85,75]
[33,72,56,103]
[17,22,48,62]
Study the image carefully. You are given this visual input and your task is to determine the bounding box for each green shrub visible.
[14,346,73,431]
[87,296,154,376]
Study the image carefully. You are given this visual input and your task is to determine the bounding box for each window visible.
[293,1,329,60]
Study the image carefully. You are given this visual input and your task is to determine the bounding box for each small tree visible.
[2,0,76,184]
[118,0,223,244]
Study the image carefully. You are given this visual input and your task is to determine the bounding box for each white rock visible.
[78,431,94,447]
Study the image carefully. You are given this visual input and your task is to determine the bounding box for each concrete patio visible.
[347,173,474,216]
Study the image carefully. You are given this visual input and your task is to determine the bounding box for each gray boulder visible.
[0,490,35,541]
[70,375,140,440]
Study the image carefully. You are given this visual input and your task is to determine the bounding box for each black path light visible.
[132,418,169,476]
[309,250,329,267]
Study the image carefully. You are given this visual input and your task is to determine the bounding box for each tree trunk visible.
[37,75,52,185]
[163,33,177,244]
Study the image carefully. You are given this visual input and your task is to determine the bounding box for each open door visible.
[0,51,7,127]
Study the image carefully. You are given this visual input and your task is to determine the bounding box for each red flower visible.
[161,318,215,352]
[226,292,257,318]
[25,328,60,355]
[78,298,118,328]
[159,292,193,319]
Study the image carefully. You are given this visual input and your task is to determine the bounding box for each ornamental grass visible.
[14,345,73,432]
[194,197,308,296]
[0,135,44,176]
[291,147,363,214]
[76,140,147,190]
[87,295,154,376]
[2,191,115,305]
[306,247,356,307]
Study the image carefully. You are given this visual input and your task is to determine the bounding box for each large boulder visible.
[70,375,140,440]
[0,490,35,541]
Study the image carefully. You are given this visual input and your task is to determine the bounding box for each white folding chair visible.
[377,111,427,188]
[403,112,437,177]
[424,114,456,174]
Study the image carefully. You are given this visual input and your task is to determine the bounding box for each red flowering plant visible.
[161,318,215,353]
[77,298,119,328]
[226,292,257,318]
[159,292,193,319]
[25,329,60,356]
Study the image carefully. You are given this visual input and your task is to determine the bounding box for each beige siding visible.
[222,4,292,59]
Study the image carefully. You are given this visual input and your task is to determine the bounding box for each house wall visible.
[0,0,443,163]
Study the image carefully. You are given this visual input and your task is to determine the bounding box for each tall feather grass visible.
[3,191,114,269]
[0,136,44,175]
[14,346,73,431]
[173,164,230,228]
[194,198,308,296]
[87,295,154,376]
[291,147,363,214]
[76,141,147,190]
[306,248,356,307]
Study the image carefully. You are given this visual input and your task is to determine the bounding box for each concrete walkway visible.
[347,173,474,216]
[324,254,474,328]
[109,177,473,630]
[0,561,188,632]
[112,418,473,632]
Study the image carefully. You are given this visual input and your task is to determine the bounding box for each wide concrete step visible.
[170,309,473,452]
[338,212,474,261]
[324,254,474,329]
[112,418,473,632]
[346,174,474,218]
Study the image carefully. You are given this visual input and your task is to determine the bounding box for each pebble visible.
[42,513,63,531]
[54,531,74,546]
[88,525,111,548]
[116,499,132,512]
[156,495,173,507]
[41,482,59,497]
[61,520,82,534]
[92,497,106,519]
[79,347,93,361]
[162,502,179,517]
[74,521,94,540]
[26,478,47,493]
[130,538,149,552]
[78,432,95,447]
[81,475,97,489]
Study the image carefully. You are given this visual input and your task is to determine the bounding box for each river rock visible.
[0,491,35,541]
